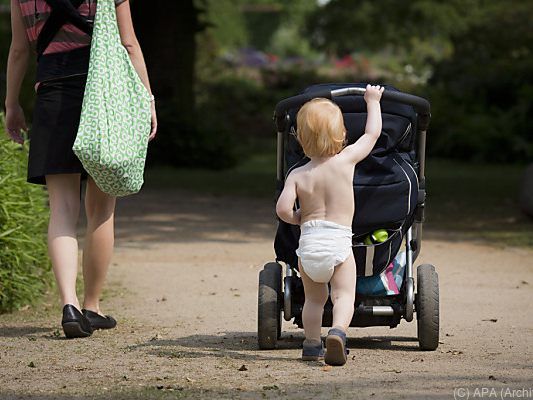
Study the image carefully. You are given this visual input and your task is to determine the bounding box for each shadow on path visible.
[128,331,422,364]
[113,189,276,246]
[0,326,52,338]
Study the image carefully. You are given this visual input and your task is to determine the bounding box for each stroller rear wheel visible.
[258,262,282,349]
[416,264,440,350]
[265,262,283,339]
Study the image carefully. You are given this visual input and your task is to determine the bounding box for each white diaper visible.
[296,220,353,283]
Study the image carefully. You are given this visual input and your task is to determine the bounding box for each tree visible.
[304,0,533,163]
[203,0,318,57]
[305,0,468,61]
[130,0,204,165]
[428,0,533,162]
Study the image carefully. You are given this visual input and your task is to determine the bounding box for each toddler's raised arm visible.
[341,84,384,164]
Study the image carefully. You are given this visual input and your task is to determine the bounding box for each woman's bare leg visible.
[46,174,81,309]
[330,253,356,332]
[82,177,116,314]
[299,260,329,342]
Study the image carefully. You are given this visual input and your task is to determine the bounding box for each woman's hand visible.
[116,1,156,142]
[364,84,384,104]
[4,104,27,144]
[149,100,157,141]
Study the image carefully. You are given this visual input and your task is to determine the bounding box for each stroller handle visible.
[274,86,431,123]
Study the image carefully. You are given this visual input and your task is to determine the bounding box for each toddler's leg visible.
[299,260,329,342]
[330,253,356,331]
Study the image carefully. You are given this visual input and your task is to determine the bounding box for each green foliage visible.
[242,5,282,50]
[202,0,249,51]
[197,74,274,141]
[146,100,240,169]
[306,0,466,59]
[202,0,318,57]
[0,120,51,313]
[426,0,533,162]
[266,0,318,58]
[195,63,347,146]
[305,0,533,163]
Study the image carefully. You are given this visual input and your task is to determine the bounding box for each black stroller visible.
[257,83,439,351]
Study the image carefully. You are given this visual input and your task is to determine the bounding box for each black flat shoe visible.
[62,305,93,339]
[82,309,117,330]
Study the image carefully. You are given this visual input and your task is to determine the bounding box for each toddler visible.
[276,85,384,365]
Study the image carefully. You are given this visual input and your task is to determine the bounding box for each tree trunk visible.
[519,164,533,218]
[130,0,200,164]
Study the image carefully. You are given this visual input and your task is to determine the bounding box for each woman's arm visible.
[4,0,31,144]
[116,0,157,140]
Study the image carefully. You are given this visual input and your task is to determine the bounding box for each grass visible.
[144,143,277,198]
[424,159,532,247]
[144,151,532,248]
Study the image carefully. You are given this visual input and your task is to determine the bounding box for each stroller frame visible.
[258,84,439,351]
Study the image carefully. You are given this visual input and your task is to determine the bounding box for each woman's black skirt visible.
[28,75,88,185]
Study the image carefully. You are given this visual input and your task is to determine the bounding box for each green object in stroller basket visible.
[364,229,389,245]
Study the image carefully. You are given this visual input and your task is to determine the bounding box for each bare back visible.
[275,85,383,228]
[291,152,355,227]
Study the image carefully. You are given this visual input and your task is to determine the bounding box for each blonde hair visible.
[296,98,346,158]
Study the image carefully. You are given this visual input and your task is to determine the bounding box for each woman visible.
[4,0,157,338]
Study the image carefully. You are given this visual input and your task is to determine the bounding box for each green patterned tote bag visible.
[73,0,151,197]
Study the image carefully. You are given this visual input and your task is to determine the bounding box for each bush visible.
[424,1,533,163]
[195,63,373,144]
[145,101,240,169]
[0,121,51,313]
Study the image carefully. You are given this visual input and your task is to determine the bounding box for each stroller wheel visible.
[265,262,283,339]
[416,264,440,351]
[258,262,282,349]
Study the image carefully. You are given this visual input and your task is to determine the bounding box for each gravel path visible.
[0,189,532,399]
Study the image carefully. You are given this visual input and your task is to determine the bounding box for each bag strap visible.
[37,0,94,59]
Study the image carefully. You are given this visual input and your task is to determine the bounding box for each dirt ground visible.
[0,189,532,399]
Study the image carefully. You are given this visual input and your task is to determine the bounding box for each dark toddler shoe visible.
[82,309,117,330]
[325,328,349,366]
[62,304,93,339]
[302,339,325,361]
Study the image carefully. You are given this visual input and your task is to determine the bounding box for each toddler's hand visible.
[294,208,302,225]
[364,84,384,104]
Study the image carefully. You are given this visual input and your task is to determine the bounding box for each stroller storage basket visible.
[353,228,404,276]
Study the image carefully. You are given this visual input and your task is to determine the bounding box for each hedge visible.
[0,118,51,313]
